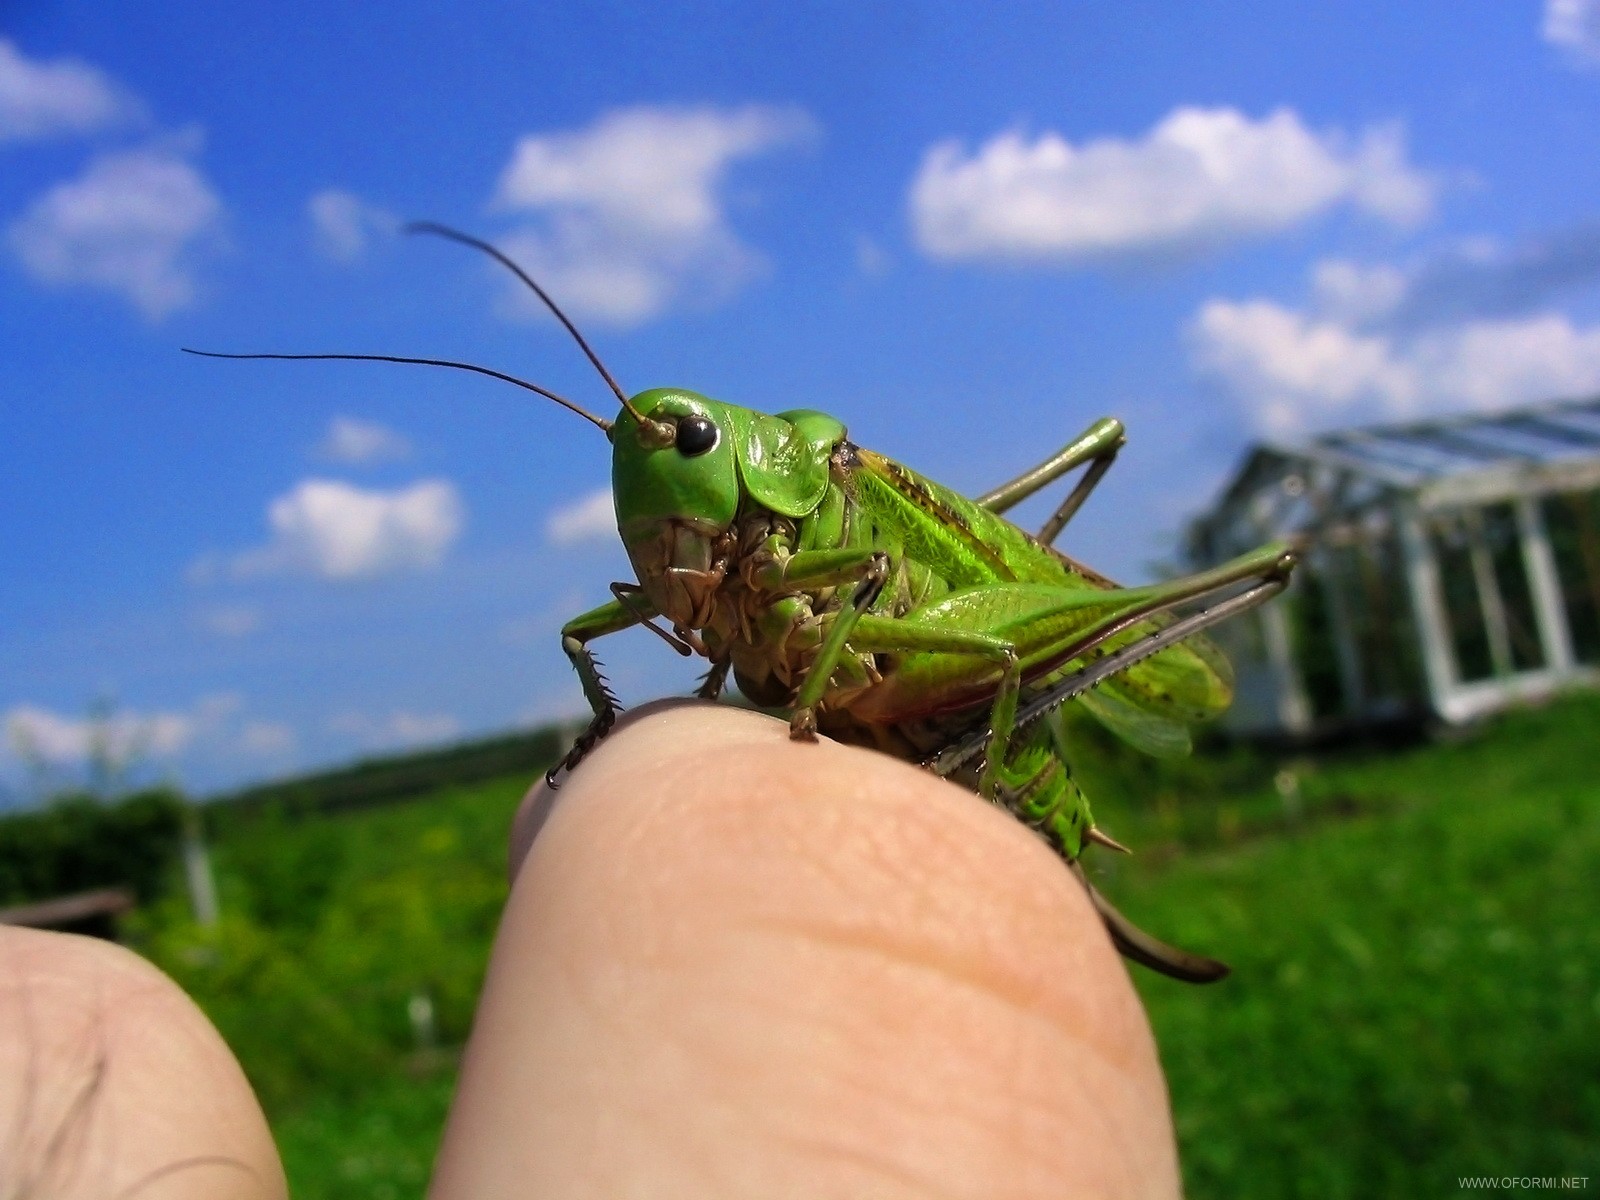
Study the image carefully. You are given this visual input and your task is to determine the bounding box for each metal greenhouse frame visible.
[1187,397,1600,736]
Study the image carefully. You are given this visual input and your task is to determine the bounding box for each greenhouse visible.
[1187,397,1600,736]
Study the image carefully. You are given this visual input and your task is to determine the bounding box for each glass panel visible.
[1341,533,1426,705]
[1541,489,1600,665]
[1429,514,1494,683]
[1481,503,1545,672]
[1287,567,1345,720]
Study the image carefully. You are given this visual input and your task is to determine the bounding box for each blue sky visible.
[3,1,1600,798]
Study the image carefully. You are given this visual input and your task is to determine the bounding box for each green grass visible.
[133,773,529,1193]
[1083,695,1600,1195]
[133,693,1600,1197]
[271,1072,457,1200]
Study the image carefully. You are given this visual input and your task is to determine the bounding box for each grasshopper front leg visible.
[695,657,732,701]
[745,545,893,739]
[549,592,653,787]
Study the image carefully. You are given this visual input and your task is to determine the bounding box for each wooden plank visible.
[0,887,136,929]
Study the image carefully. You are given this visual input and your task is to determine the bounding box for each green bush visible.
[0,788,185,906]
[214,728,565,819]
[135,775,525,1112]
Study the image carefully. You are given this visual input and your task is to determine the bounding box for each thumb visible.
[430,703,1180,1199]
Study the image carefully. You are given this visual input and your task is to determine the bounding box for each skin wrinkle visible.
[743,1010,1105,1195]
[1,950,43,1194]
[560,716,1145,1077]
[746,911,1143,1093]
[747,902,1085,1032]
[114,1156,259,1200]
[462,705,1177,1199]
[763,1128,947,1195]
[30,1032,107,1198]
[700,919,1150,1196]
[0,928,282,1200]
[650,951,1153,1200]
[2,945,110,1199]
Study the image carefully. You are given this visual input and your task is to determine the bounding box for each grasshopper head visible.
[611,388,837,626]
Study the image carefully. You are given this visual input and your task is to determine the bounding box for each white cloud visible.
[308,188,396,261]
[1192,299,1418,434]
[328,710,460,749]
[7,146,224,319]
[0,39,141,143]
[5,703,195,766]
[1,695,299,780]
[910,107,1435,263]
[1414,315,1600,410]
[855,234,891,277]
[1191,266,1600,435]
[1545,0,1600,65]
[231,478,464,580]
[3,694,241,769]
[546,487,615,545]
[239,721,295,756]
[315,415,412,464]
[492,104,817,325]
[1342,225,1600,331]
[1309,258,1410,325]
[199,604,262,637]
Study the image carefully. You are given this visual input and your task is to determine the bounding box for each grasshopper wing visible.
[1075,686,1194,759]
[1040,550,1237,753]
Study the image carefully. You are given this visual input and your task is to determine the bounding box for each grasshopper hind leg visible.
[975,673,1093,861]
[982,711,1230,984]
[1069,862,1230,984]
[981,711,1094,861]
[976,417,1125,547]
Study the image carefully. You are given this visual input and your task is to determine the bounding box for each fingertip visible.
[508,775,554,882]
[456,703,1179,1198]
[508,702,772,882]
[0,926,287,1200]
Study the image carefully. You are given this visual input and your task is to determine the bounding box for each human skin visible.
[430,702,1181,1199]
[0,924,286,1200]
[0,702,1179,1199]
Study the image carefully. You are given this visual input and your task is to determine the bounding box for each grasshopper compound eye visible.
[675,415,718,456]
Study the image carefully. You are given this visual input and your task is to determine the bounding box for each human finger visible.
[436,703,1179,1199]
[0,925,286,1200]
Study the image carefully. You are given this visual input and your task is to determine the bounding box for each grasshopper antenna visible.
[180,349,613,433]
[404,221,655,430]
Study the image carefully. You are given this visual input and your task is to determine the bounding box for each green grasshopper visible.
[189,224,1297,983]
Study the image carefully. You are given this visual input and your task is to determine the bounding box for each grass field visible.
[135,692,1600,1197]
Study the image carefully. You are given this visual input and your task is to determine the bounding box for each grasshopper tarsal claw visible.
[547,709,618,789]
[789,707,819,741]
[695,658,732,701]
